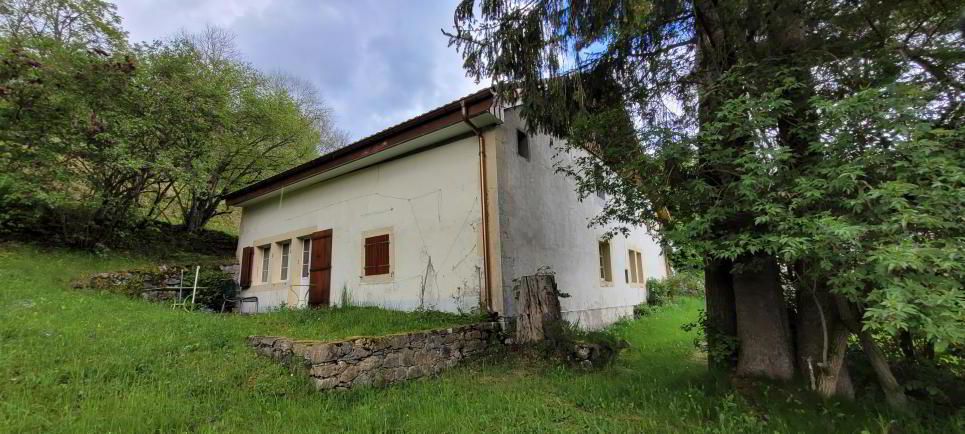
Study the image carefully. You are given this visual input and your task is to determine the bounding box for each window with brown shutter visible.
[363,234,391,276]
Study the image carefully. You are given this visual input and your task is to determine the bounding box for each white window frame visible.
[598,240,613,285]
[279,241,291,281]
[259,245,271,283]
[301,237,311,279]
[628,249,645,286]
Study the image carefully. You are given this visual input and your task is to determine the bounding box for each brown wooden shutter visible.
[240,246,254,289]
[363,234,390,276]
[309,229,333,307]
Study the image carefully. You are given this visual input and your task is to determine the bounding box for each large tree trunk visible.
[795,270,854,399]
[834,295,911,412]
[732,254,795,381]
[705,258,737,371]
[858,331,910,412]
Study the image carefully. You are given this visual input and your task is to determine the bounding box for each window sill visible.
[361,273,394,284]
[600,280,614,287]
[245,282,288,292]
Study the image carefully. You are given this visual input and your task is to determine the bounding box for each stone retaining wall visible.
[248,322,501,391]
[73,264,237,303]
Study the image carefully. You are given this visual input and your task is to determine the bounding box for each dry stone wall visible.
[248,322,501,391]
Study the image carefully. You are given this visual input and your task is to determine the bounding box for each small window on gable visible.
[279,241,291,281]
[516,130,530,160]
[259,245,271,283]
[364,234,391,276]
[598,240,612,283]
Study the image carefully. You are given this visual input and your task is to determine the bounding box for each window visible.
[259,245,271,283]
[516,130,530,160]
[301,238,311,278]
[279,241,291,281]
[628,249,645,285]
[364,234,391,276]
[598,240,612,283]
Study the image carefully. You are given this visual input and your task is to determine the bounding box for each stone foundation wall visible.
[73,264,237,304]
[248,322,501,391]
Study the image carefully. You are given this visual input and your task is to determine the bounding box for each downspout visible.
[461,99,494,314]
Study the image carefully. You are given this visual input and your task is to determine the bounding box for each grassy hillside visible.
[0,243,958,433]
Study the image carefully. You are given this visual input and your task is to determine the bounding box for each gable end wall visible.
[493,107,669,330]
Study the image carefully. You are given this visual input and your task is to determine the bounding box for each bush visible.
[646,271,703,306]
[0,175,49,236]
[537,319,629,369]
[192,268,239,312]
[633,303,657,318]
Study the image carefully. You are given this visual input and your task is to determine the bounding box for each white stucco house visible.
[226,89,670,329]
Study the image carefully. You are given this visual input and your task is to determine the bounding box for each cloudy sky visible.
[115,0,485,141]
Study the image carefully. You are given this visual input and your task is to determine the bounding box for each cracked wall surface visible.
[237,135,486,313]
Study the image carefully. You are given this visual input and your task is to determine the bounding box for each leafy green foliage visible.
[0,0,126,50]
[448,2,964,399]
[646,271,704,307]
[0,2,344,245]
[786,86,964,350]
[682,308,740,369]
[192,267,238,311]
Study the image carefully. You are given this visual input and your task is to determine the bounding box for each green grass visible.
[0,243,959,433]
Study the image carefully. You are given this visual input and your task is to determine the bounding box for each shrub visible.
[192,268,238,312]
[633,303,656,318]
[0,175,49,236]
[682,308,739,367]
[646,271,703,306]
[542,320,629,369]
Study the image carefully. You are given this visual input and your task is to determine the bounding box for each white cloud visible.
[113,0,486,140]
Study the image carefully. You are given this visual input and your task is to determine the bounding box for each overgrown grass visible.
[0,243,960,433]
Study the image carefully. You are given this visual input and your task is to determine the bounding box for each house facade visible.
[226,89,670,329]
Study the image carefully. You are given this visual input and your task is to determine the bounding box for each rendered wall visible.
[494,107,670,329]
[236,136,486,313]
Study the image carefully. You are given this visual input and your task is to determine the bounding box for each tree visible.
[0,0,126,50]
[169,28,343,233]
[447,0,962,409]
[1,4,345,241]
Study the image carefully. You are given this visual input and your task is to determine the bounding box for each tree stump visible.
[513,274,562,344]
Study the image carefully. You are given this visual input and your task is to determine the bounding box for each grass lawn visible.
[0,243,959,433]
